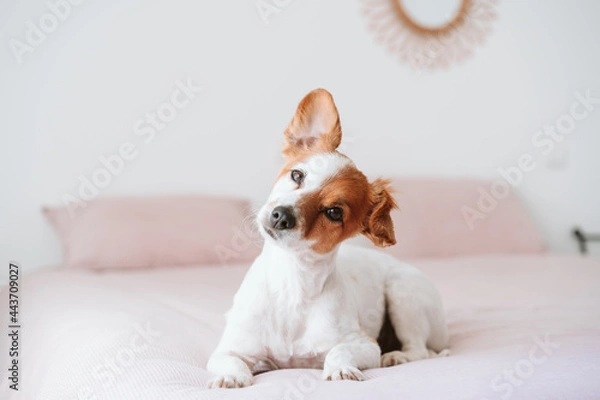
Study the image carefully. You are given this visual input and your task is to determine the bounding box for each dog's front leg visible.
[207,352,253,389]
[322,335,381,381]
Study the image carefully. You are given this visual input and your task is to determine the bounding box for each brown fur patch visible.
[363,179,397,247]
[297,165,372,254]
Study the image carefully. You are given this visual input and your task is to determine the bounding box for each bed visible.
[1,253,600,400]
[2,179,599,399]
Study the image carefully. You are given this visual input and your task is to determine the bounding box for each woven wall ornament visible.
[362,0,499,72]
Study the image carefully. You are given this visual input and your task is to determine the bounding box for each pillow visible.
[43,196,262,269]
[353,178,546,259]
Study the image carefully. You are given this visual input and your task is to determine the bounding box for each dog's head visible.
[258,89,397,255]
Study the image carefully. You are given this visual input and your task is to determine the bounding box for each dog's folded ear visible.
[363,179,398,248]
[283,88,342,158]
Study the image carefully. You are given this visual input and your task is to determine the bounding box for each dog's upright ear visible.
[283,88,342,158]
[363,179,397,247]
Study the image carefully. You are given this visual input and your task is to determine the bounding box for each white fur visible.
[207,153,449,388]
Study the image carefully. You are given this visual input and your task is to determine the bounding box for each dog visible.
[207,88,449,389]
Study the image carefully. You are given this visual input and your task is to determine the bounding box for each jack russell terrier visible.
[207,89,449,388]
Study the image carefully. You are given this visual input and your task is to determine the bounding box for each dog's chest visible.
[258,298,340,369]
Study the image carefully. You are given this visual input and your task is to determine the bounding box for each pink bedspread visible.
[1,254,600,400]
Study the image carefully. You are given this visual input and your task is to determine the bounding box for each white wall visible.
[1,0,599,273]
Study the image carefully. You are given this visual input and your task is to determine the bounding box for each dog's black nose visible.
[270,206,296,230]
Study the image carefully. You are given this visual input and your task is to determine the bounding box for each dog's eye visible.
[291,169,304,185]
[325,207,343,222]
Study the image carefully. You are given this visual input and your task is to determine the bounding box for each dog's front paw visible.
[381,349,431,367]
[381,351,410,367]
[323,366,365,381]
[207,375,253,389]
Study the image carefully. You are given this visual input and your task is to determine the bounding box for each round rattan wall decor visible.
[362,0,499,72]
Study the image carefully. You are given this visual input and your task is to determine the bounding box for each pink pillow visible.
[43,196,262,269]
[379,178,546,259]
